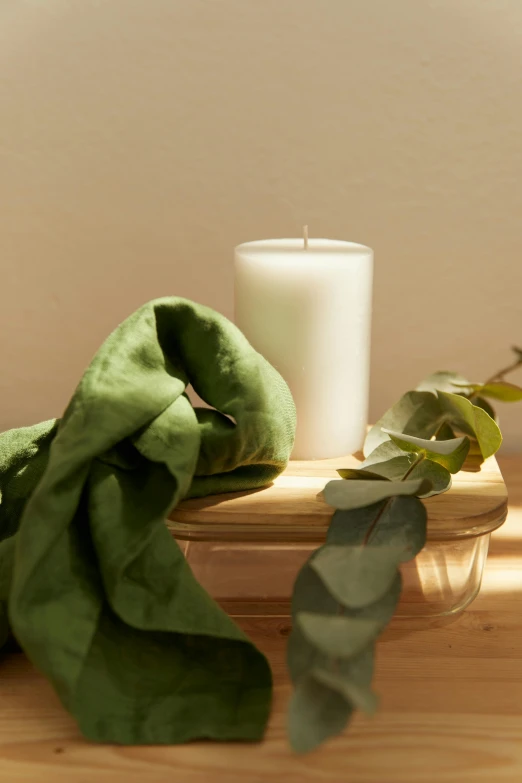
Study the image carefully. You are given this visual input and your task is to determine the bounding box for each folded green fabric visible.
[0,297,296,743]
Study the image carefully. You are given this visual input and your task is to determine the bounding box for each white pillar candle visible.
[234,236,373,460]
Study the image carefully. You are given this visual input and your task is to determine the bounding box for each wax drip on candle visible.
[303,225,309,250]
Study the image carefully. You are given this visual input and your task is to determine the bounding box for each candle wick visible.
[303,225,309,250]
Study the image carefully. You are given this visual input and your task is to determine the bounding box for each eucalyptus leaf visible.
[291,553,342,619]
[292,555,402,626]
[287,621,376,684]
[437,391,502,459]
[462,438,488,472]
[361,441,421,481]
[382,428,470,473]
[297,612,381,659]
[334,646,375,687]
[467,381,522,402]
[361,440,410,467]
[328,497,427,561]
[311,545,402,609]
[434,421,457,440]
[363,391,443,457]
[358,455,450,495]
[337,467,391,481]
[416,371,471,394]
[405,458,452,497]
[287,624,328,684]
[323,478,432,511]
[288,676,352,753]
[473,396,497,421]
[359,455,419,481]
[312,668,379,716]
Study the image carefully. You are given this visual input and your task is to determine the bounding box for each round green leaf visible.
[311,545,402,609]
[328,497,427,561]
[416,371,471,394]
[312,668,379,716]
[361,455,416,481]
[361,440,412,467]
[363,391,444,457]
[323,478,432,511]
[382,428,470,473]
[473,381,522,402]
[473,396,497,421]
[288,676,352,753]
[437,391,502,459]
[361,443,452,493]
[291,552,339,619]
[292,550,403,624]
[435,421,457,440]
[287,623,326,684]
[287,620,376,684]
[297,612,381,659]
[337,468,391,481]
[406,458,452,497]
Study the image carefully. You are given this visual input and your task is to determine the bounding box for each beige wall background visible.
[1,0,521,449]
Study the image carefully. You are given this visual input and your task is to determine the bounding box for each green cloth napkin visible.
[0,297,296,744]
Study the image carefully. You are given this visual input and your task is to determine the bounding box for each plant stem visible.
[401,452,426,480]
[361,498,391,546]
[484,357,522,384]
[362,453,425,546]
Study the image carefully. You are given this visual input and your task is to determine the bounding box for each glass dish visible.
[169,455,507,620]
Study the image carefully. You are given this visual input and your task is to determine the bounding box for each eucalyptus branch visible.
[287,347,521,753]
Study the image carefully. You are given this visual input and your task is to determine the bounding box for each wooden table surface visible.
[1,455,522,783]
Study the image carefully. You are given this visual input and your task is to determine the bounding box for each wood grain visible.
[0,455,521,782]
[169,454,508,541]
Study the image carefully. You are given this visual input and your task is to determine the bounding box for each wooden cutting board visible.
[168,453,508,542]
